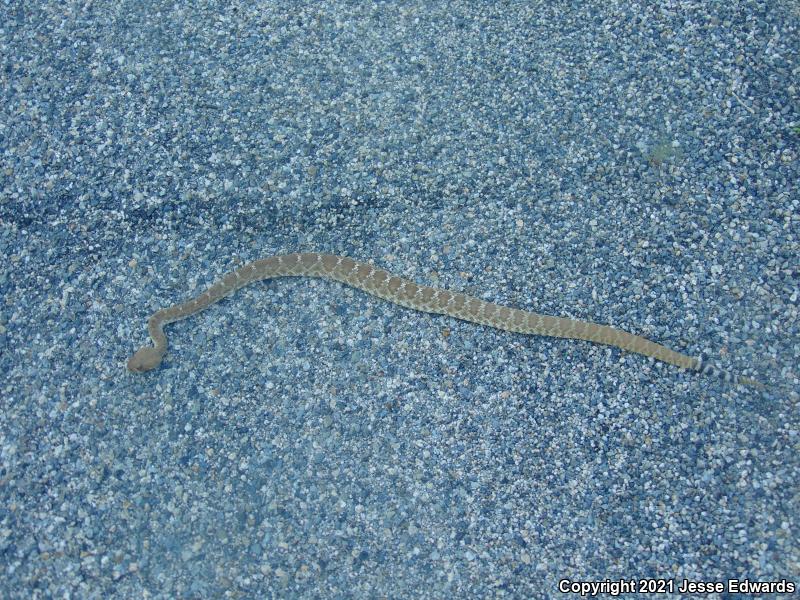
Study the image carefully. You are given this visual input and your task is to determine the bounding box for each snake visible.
[127,252,760,387]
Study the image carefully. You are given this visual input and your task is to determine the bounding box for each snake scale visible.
[127,252,760,387]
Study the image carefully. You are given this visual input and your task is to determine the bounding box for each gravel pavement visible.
[1,1,798,598]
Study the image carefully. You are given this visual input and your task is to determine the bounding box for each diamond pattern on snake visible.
[127,253,760,387]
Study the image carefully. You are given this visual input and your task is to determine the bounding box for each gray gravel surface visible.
[2,1,799,598]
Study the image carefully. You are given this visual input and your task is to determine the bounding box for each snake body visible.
[127,252,759,386]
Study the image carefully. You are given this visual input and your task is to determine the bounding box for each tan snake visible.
[127,252,760,387]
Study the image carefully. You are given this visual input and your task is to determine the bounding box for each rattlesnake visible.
[127,252,760,387]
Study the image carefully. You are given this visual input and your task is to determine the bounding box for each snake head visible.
[126,346,165,372]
